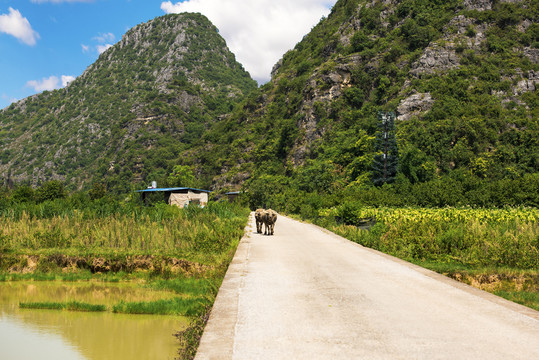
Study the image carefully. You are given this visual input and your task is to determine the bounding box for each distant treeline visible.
[0,180,160,220]
[246,172,539,219]
[2,171,537,223]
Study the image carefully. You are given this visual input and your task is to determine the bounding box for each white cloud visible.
[97,44,113,54]
[1,94,18,107]
[0,8,40,46]
[83,32,115,55]
[93,32,115,43]
[61,75,76,86]
[161,0,336,83]
[26,75,75,92]
[26,76,60,92]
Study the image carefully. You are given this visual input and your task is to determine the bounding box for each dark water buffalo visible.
[255,208,265,234]
[262,209,277,235]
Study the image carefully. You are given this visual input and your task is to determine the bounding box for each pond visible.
[0,281,188,360]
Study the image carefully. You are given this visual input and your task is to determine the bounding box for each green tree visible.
[12,185,35,203]
[88,182,107,200]
[399,145,436,184]
[36,181,66,202]
[168,165,196,188]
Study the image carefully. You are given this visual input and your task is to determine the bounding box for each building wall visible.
[169,191,208,208]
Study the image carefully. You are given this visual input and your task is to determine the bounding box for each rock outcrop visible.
[410,45,460,77]
[397,92,434,121]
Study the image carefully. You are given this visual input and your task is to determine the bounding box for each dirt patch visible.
[447,272,538,292]
[23,255,40,273]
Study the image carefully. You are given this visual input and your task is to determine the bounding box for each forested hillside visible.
[0,13,256,192]
[1,0,537,208]
[200,0,538,208]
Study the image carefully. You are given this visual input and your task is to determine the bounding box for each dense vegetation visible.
[178,0,537,210]
[322,206,538,268]
[1,1,537,202]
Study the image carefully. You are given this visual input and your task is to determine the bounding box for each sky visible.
[0,0,337,110]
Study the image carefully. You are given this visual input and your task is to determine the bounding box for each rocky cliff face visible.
[258,0,537,164]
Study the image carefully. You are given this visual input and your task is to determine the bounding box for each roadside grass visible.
[175,306,212,360]
[493,291,539,311]
[413,260,539,310]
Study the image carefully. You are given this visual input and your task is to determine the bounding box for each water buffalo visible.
[262,209,277,235]
[255,208,265,234]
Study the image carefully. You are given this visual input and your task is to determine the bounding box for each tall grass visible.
[148,278,218,297]
[19,298,207,315]
[0,202,249,257]
[112,297,210,316]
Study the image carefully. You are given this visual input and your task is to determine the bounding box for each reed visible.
[19,301,107,312]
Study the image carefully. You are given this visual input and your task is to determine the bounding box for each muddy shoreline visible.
[0,253,211,276]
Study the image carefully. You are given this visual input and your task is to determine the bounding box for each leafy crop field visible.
[318,205,539,310]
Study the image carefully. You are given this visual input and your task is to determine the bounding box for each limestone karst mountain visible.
[0,13,256,191]
[207,0,537,192]
[1,0,537,198]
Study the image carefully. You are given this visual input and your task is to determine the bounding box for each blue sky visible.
[0,0,336,110]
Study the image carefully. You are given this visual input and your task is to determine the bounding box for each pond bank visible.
[0,281,188,360]
[1,253,211,277]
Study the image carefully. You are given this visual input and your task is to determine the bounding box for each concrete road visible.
[196,213,539,359]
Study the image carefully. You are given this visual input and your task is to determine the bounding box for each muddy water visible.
[0,281,189,360]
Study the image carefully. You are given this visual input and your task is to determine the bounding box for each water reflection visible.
[0,281,188,360]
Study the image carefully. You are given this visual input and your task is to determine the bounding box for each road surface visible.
[195,213,539,359]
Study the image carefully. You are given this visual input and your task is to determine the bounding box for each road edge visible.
[311,220,539,321]
[194,212,254,359]
[195,213,538,359]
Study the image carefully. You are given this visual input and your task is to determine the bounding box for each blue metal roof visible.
[135,187,212,193]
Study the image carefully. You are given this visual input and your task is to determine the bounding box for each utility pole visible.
[372,111,398,186]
